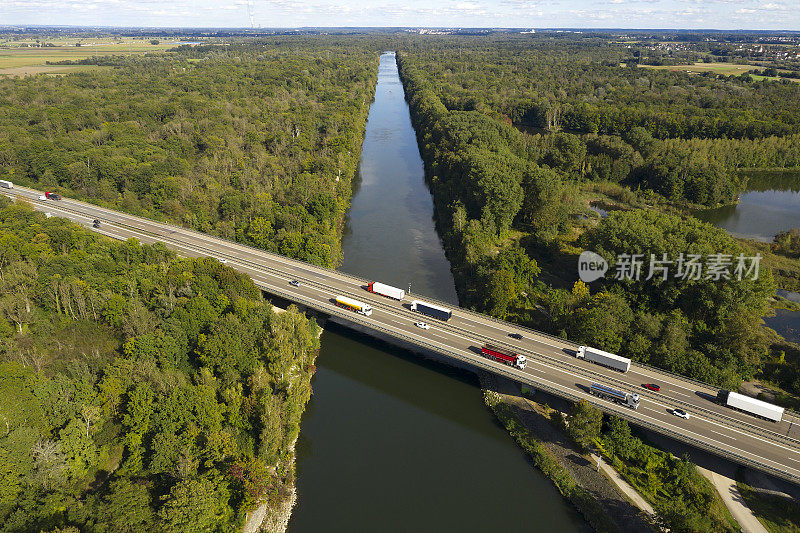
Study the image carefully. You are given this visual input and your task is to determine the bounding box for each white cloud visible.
[0,0,797,29]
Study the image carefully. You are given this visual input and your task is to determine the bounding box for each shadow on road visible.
[695,391,718,404]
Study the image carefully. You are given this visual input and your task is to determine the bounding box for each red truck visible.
[481,344,527,369]
[45,191,62,200]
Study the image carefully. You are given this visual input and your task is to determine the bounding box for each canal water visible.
[288,52,586,532]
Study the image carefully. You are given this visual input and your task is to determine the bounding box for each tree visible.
[58,418,98,478]
[567,400,603,450]
[96,478,156,533]
[567,292,633,354]
[158,477,232,533]
[488,269,516,318]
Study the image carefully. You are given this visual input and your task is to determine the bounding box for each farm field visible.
[0,38,183,75]
[641,61,800,81]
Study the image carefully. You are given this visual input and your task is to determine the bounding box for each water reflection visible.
[695,172,800,241]
[288,52,585,533]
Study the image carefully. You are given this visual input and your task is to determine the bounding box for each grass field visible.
[642,62,758,75]
[737,481,800,532]
[0,38,183,76]
[641,62,800,82]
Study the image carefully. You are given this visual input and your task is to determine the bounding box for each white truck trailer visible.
[367,281,405,300]
[334,296,373,316]
[577,345,631,373]
[717,390,784,422]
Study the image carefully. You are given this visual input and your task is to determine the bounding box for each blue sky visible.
[1,0,798,30]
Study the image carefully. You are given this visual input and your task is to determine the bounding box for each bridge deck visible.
[7,185,800,485]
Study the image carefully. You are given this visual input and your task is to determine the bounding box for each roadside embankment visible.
[480,373,654,533]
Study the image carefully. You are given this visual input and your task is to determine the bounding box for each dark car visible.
[92,219,101,228]
[508,333,523,340]
[643,383,661,392]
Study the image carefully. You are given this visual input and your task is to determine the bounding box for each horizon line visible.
[2,25,800,33]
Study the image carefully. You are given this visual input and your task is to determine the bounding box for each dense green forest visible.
[0,39,378,268]
[401,37,800,207]
[0,198,320,531]
[415,37,800,140]
[397,36,799,393]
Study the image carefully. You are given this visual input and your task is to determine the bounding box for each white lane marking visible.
[490,357,800,473]
[89,218,800,452]
[707,428,735,440]
[520,355,800,456]
[18,190,800,461]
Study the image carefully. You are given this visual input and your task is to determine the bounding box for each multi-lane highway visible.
[6,184,800,484]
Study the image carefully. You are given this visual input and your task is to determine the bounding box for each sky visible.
[0,0,798,30]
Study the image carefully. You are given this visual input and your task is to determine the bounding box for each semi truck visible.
[334,296,373,317]
[410,300,452,321]
[367,281,405,301]
[577,345,631,373]
[0,180,12,189]
[717,390,784,423]
[589,383,640,410]
[481,344,527,369]
[45,191,62,200]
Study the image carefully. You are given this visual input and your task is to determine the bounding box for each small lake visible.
[694,172,800,344]
[765,290,800,344]
[695,171,800,241]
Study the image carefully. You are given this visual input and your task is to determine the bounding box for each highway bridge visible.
[6,185,800,485]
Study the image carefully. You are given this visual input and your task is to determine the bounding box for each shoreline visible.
[479,372,655,533]
[243,311,323,533]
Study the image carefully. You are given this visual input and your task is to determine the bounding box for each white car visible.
[289,280,300,287]
[672,408,690,420]
[45,212,52,218]
[414,322,430,330]
[219,258,228,264]
[39,195,47,200]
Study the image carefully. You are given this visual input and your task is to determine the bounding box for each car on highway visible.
[414,322,430,330]
[672,408,690,419]
[92,219,101,228]
[289,280,300,287]
[643,383,660,392]
[45,212,52,218]
[39,195,47,201]
[508,333,523,340]
[219,258,228,264]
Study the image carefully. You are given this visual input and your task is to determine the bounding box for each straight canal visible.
[287,53,586,532]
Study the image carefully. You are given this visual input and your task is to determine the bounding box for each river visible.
[287,52,586,532]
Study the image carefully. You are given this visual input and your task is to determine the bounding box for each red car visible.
[643,383,661,392]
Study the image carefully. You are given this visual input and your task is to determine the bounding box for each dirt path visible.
[590,452,656,519]
[698,467,768,533]
[482,373,655,533]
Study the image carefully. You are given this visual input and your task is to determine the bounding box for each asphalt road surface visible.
[7,185,800,484]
